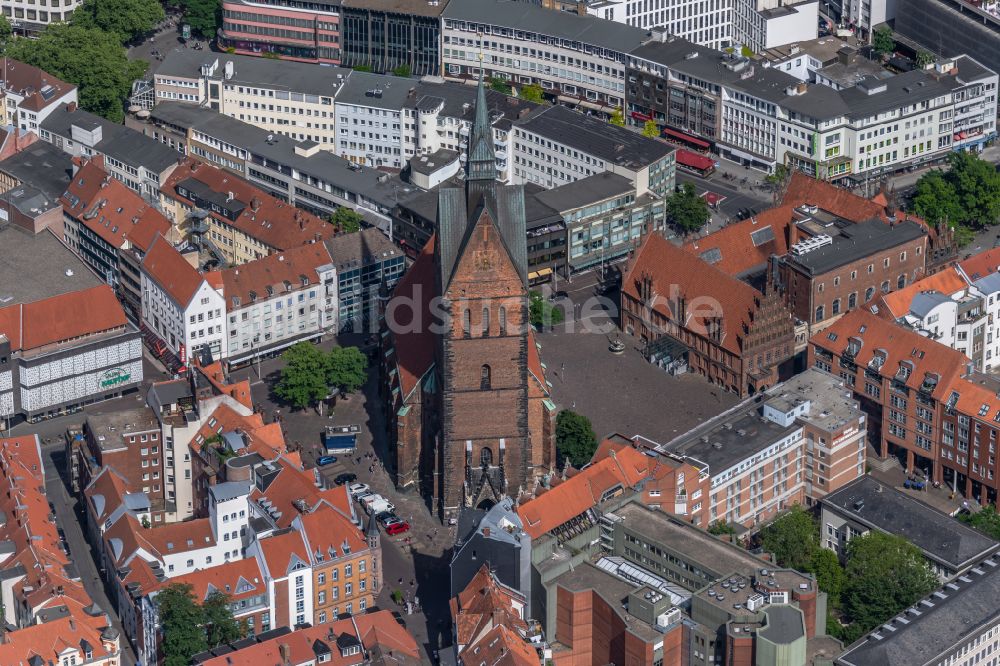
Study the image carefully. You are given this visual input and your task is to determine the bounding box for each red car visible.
[385,521,410,536]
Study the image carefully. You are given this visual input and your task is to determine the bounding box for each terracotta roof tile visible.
[141,235,207,307]
[220,243,333,312]
[259,529,309,579]
[61,158,171,253]
[0,284,127,352]
[878,268,969,319]
[781,171,885,222]
[623,233,762,355]
[0,612,115,665]
[162,158,336,251]
[158,557,264,605]
[684,206,795,276]
[960,247,1000,281]
[297,504,367,565]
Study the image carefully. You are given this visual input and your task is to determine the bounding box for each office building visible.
[322,227,404,330]
[0,284,143,422]
[339,0,446,75]
[820,476,1000,580]
[40,103,180,201]
[218,0,341,64]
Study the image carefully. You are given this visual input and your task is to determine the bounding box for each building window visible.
[481,364,491,390]
[865,287,875,302]
[897,274,906,289]
[848,292,857,309]
[881,280,890,293]
[480,447,492,467]
[832,299,841,316]
[463,309,470,337]
[482,307,490,336]
[815,305,825,322]
[499,306,507,336]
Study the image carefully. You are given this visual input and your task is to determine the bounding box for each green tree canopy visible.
[6,24,146,122]
[392,63,412,77]
[641,119,659,138]
[0,15,12,45]
[708,521,736,536]
[947,151,1000,228]
[158,584,208,666]
[666,182,710,233]
[519,83,544,103]
[528,290,564,329]
[274,342,331,410]
[872,26,895,57]
[915,51,935,67]
[202,591,241,647]
[72,0,164,43]
[326,346,367,394]
[556,410,598,467]
[760,505,818,571]
[959,505,1000,540]
[842,532,937,633]
[489,77,512,95]
[808,547,845,603]
[609,108,625,127]
[180,0,221,37]
[912,169,962,226]
[330,207,363,234]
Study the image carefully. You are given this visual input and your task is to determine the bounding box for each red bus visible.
[675,149,716,177]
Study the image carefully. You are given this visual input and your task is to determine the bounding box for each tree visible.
[330,207,363,234]
[641,119,660,138]
[609,107,625,127]
[946,151,1000,228]
[528,290,564,329]
[180,0,220,37]
[760,505,818,571]
[666,182,710,233]
[555,410,597,466]
[708,521,736,536]
[912,169,962,227]
[765,164,789,188]
[519,83,544,104]
[872,26,895,57]
[489,77,512,95]
[157,584,208,666]
[842,532,937,634]
[5,24,146,122]
[352,64,372,73]
[915,51,935,67]
[274,342,330,409]
[0,15,12,45]
[808,548,845,603]
[202,591,241,648]
[72,0,164,43]
[959,505,1000,540]
[326,346,367,395]
[392,63,412,77]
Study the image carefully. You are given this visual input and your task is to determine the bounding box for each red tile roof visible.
[84,466,130,524]
[297,503,367,565]
[810,309,967,401]
[220,243,333,312]
[141,234,207,307]
[388,238,437,401]
[877,268,969,319]
[781,171,885,222]
[0,613,117,665]
[0,58,75,113]
[195,611,421,666]
[517,446,649,538]
[162,158,336,251]
[258,528,309,579]
[623,233,762,355]
[157,557,264,608]
[61,158,171,253]
[0,284,127,352]
[683,206,795,276]
[959,247,1000,281]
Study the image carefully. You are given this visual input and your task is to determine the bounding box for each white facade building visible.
[140,237,227,366]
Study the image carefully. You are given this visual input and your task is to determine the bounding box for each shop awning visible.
[528,267,554,280]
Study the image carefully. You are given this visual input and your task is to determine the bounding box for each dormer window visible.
[869,350,886,370]
[896,361,913,381]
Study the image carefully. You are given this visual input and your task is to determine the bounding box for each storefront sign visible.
[99,368,132,388]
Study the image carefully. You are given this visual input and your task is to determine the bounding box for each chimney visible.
[67,101,77,113]
[278,643,291,665]
[483,527,490,537]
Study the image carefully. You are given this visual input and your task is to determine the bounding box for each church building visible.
[381,76,556,519]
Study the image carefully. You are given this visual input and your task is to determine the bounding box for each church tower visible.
[432,75,533,518]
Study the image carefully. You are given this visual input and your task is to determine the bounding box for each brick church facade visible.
[381,78,556,518]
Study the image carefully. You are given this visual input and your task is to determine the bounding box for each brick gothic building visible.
[382,78,556,518]
[622,233,796,397]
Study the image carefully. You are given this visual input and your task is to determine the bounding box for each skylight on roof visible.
[750,227,775,247]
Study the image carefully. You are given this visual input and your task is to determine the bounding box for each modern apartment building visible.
[338,0,446,75]
[322,228,404,330]
[0,58,77,131]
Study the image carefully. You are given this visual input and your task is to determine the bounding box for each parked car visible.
[316,455,338,466]
[385,521,410,536]
[375,511,398,527]
[348,483,371,497]
[364,496,396,516]
[334,473,358,486]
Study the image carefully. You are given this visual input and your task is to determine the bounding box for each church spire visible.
[466,70,496,186]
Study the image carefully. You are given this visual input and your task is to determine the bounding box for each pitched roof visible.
[0,284,127,352]
[877,268,970,319]
[387,238,437,401]
[220,242,332,312]
[516,446,649,539]
[451,564,531,657]
[258,528,310,579]
[810,309,967,401]
[0,58,75,113]
[623,233,763,355]
[60,158,171,253]
[83,466,130,525]
[297,504,367,565]
[157,557,264,607]
[141,235,207,307]
[0,613,116,665]
[683,206,795,277]
[781,171,885,222]
[161,158,335,251]
[959,247,1000,281]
